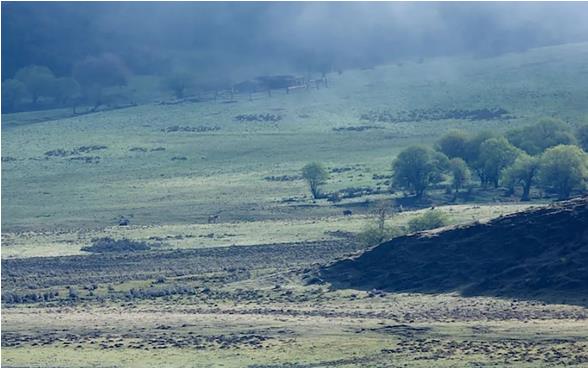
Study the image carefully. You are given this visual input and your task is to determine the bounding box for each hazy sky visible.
[3,2,588,80]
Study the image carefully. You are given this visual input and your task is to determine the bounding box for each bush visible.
[407,210,449,233]
[357,208,404,246]
[357,224,404,246]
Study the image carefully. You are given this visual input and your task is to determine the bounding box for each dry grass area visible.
[1,203,533,259]
[3,292,588,367]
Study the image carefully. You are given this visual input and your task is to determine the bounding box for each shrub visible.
[407,210,450,233]
[357,208,404,246]
[357,224,403,246]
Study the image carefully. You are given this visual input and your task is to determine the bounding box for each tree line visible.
[303,117,588,202]
[2,54,131,113]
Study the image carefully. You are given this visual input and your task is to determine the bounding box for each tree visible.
[52,77,81,106]
[461,130,496,185]
[302,162,329,199]
[576,122,588,152]
[162,71,195,99]
[2,79,27,112]
[502,154,540,201]
[464,131,496,164]
[539,145,588,199]
[73,53,129,110]
[507,117,576,155]
[436,130,469,159]
[14,65,55,104]
[477,137,521,188]
[449,158,470,198]
[392,146,448,199]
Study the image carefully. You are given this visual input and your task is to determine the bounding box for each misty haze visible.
[1,2,588,367]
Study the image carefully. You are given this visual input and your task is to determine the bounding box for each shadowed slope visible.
[321,196,588,304]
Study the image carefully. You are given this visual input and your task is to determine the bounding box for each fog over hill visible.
[3,2,588,80]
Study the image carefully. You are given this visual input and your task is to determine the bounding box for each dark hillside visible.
[321,196,588,304]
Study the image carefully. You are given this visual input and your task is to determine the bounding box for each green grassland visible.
[3,43,588,367]
[1,203,532,258]
[3,43,588,234]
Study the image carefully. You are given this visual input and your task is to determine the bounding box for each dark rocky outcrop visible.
[321,196,588,304]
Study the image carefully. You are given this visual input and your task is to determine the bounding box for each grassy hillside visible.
[3,42,588,368]
[3,43,587,232]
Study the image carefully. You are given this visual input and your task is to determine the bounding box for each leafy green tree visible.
[460,130,496,185]
[436,130,468,159]
[576,122,588,152]
[14,65,55,104]
[52,77,81,105]
[2,79,27,112]
[507,117,576,155]
[539,145,588,199]
[463,131,496,164]
[302,162,329,199]
[392,146,449,199]
[73,53,129,110]
[162,71,196,99]
[407,210,449,233]
[502,154,540,201]
[449,158,471,197]
[477,137,521,188]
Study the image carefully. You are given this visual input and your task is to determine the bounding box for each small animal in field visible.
[207,215,219,224]
[343,210,353,216]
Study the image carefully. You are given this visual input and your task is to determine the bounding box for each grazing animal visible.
[207,215,219,224]
[343,210,353,216]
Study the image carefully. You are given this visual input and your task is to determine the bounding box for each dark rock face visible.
[321,196,588,304]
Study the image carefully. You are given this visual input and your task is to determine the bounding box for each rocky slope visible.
[321,196,588,303]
